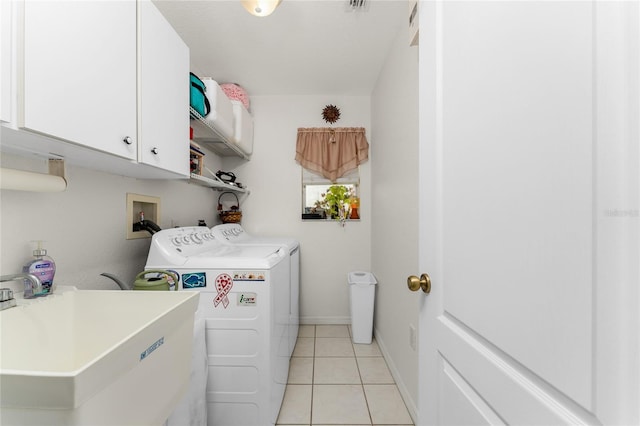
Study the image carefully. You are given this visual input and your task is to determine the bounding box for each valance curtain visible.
[295,127,369,182]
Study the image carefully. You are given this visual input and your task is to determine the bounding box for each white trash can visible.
[348,271,377,344]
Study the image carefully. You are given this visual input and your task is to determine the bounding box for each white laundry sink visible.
[0,289,199,426]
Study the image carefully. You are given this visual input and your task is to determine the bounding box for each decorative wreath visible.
[322,104,341,124]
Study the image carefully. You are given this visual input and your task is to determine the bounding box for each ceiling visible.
[153,0,407,96]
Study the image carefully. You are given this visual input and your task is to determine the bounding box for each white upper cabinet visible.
[1,0,14,124]
[21,0,138,161]
[1,0,189,179]
[138,0,189,176]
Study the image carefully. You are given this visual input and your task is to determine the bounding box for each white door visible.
[417,1,639,425]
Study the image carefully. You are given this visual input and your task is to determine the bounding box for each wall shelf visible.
[189,173,248,193]
[189,107,249,160]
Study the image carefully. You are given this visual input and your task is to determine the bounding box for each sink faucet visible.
[0,273,43,299]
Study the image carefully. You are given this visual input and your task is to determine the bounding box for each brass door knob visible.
[407,273,431,293]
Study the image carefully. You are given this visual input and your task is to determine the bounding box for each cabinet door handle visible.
[151,147,159,155]
[123,136,133,145]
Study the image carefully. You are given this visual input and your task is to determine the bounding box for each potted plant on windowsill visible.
[317,185,356,226]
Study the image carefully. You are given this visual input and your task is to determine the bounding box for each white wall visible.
[0,152,220,291]
[0,94,372,325]
[224,95,372,323]
[370,24,419,419]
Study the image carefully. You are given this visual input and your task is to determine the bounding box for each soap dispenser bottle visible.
[22,241,56,295]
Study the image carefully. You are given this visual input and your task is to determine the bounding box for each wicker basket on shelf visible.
[217,192,242,223]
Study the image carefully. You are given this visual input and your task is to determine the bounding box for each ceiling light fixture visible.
[241,0,282,17]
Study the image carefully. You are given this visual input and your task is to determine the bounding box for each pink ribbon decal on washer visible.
[214,273,233,308]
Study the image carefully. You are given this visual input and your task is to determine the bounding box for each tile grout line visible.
[310,325,315,426]
[353,337,375,426]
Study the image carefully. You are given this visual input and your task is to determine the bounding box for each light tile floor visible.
[277,325,414,426]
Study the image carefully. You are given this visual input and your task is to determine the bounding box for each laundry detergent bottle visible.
[22,241,56,295]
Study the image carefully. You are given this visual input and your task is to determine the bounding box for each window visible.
[302,168,359,220]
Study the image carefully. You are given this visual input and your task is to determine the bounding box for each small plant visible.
[317,185,356,226]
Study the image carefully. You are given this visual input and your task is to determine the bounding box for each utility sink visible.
[0,289,199,425]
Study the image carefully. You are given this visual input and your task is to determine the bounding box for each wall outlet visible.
[409,324,417,351]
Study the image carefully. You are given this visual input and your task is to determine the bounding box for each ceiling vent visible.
[348,0,367,11]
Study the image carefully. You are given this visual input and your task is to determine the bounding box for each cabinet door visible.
[1,0,12,123]
[22,0,137,160]
[138,0,189,177]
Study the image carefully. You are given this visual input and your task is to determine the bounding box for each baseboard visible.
[300,316,350,325]
[374,326,418,424]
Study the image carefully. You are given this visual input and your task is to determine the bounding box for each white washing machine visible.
[210,224,300,356]
[145,226,290,426]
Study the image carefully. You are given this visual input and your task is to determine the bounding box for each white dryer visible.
[211,224,300,356]
[145,226,289,426]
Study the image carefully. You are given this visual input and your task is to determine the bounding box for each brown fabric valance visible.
[295,127,369,182]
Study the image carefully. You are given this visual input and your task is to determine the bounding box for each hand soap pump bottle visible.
[22,241,56,296]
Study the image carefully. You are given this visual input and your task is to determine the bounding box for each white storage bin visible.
[201,78,234,141]
[347,271,377,344]
[231,100,254,156]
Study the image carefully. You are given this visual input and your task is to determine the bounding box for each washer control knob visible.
[181,235,191,244]
[172,237,182,246]
[191,233,202,244]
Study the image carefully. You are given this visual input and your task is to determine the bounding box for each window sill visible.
[301,216,361,222]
